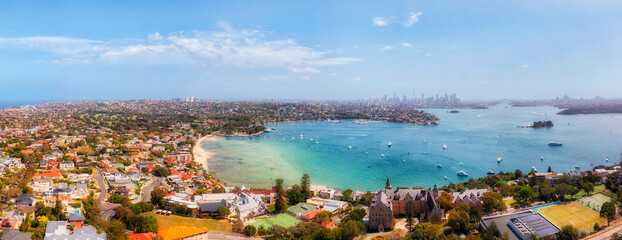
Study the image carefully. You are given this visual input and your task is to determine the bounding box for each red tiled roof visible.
[129,232,156,240]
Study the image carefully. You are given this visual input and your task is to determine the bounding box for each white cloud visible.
[425,53,432,56]
[0,23,360,71]
[328,73,339,76]
[380,46,395,50]
[400,42,413,48]
[522,64,530,68]
[404,12,423,27]
[351,77,361,81]
[148,32,163,41]
[372,17,389,27]
[290,67,321,74]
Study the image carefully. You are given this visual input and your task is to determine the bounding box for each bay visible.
[202,104,622,191]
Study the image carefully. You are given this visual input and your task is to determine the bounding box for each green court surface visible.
[578,193,613,212]
[251,213,302,229]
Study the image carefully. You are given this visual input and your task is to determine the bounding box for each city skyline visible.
[1,1,621,101]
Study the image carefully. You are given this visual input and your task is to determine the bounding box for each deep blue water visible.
[202,104,622,191]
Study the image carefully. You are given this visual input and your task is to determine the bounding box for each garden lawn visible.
[569,185,607,199]
[538,201,605,233]
[251,214,301,229]
[142,213,232,232]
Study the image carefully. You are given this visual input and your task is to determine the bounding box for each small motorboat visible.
[548,141,562,146]
[388,141,392,147]
[457,171,468,176]
[497,157,502,162]
[444,176,448,179]
[531,166,538,172]
[437,164,442,168]
[402,159,405,163]
[443,144,447,150]
[487,170,495,175]
[348,145,351,149]
[381,154,384,158]
[575,165,580,169]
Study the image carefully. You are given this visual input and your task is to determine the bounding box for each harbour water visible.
[202,104,622,191]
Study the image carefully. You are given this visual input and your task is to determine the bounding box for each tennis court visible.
[578,193,613,212]
[251,214,302,229]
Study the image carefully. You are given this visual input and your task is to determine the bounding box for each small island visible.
[448,110,460,113]
[520,120,554,128]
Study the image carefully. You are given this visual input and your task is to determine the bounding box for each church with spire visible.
[368,177,445,232]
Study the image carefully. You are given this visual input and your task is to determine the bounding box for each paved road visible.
[93,168,119,220]
[585,219,622,240]
[140,176,163,202]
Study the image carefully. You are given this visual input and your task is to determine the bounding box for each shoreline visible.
[192,131,266,174]
[192,135,220,172]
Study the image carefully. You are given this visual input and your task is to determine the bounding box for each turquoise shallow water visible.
[203,104,622,191]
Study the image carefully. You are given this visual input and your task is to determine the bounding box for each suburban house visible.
[59,161,75,170]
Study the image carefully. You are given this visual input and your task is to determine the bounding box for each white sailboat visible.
[443,144,447,150]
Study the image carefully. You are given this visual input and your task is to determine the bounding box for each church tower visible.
[385,176,392,190]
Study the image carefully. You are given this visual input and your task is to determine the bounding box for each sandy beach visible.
[192,135,219,172]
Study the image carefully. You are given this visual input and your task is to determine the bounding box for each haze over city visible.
[1,1,622,101]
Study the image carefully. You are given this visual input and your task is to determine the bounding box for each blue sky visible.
[0,1,621,101]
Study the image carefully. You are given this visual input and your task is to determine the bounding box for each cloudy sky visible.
[1,1,621,101]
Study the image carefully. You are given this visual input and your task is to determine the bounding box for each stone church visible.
[368,177,444,232]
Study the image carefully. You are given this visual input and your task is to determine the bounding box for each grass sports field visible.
[578,193,613,212]
[251,214,301,229]
[538,201,605,232]
[142,213,232,232]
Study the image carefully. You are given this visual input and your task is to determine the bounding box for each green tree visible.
[217,206,231,217]
[555,225,578,240]
[359,192,373,205]
[447,208,471,234]
[150,188,167,207]
[405,200,417,232]
[274,178,286,213]
[106,220,129,240]
[555,183,577,201]
[243,225,257,236]
[232,219,244,233]
[342,189,353,202]
[584,182,594,195]
[312,228,334,240]
[482,192,506,212]
[301,173,312,199]
[336,220,361,240]
[288,189,305,205]
[514,186,535,204]
[438,191,453,210]
[600,202,616,226]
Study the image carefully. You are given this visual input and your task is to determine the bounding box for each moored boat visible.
[548,141,562,146]
[457,170,468,176]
